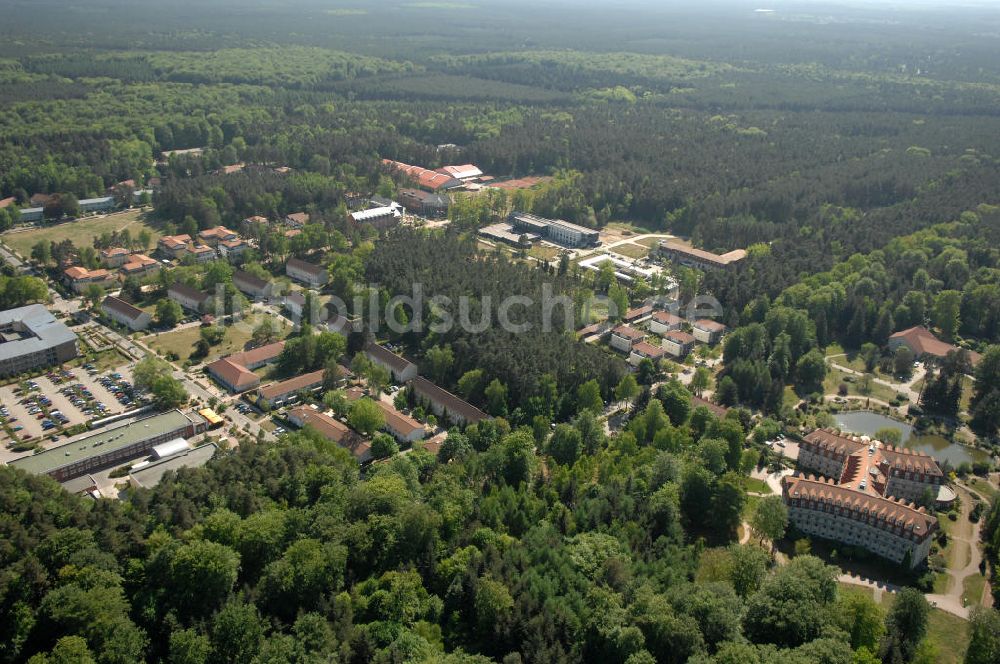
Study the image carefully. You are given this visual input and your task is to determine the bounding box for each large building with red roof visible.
[783,428,944,567]
[382,159,464,192]
[888,326,982,366]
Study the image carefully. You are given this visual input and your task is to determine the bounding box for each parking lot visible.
[0,363,141,453]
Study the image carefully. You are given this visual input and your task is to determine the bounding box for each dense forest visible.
[4,388,983,664]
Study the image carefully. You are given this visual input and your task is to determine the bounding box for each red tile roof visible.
[228,341,286,367]
[207,358,259,390]
[664,330,696,344]
[258,370,324,401]
[383,159,463,191]
[377,401,424,436]
[890,326,981,364]
[694,319,726,332]
[612,325,645,341]
[410,376,489,424]
[652,311,683,326]
[631,341,666,358]
[0,196,15,209]
[661,240,747,266]
[783,474,937,541]
[624,305,653,321]
[64,266,111,281]
[101,295,145,320]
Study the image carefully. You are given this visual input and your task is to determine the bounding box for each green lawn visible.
[823,366,901,405]
[3,209,162,258]
[742,477,772,494]
[144,320,288,364]
[966,477,998,502]
[962,573,986,606]
[612,243,650,259]
[636,236,666,248]
[528,245,561,261]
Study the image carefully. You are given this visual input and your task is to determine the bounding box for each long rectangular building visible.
[783,474,937,568]
[508,211,599,248]
[9,410,206,482]
[409,376,489,427]
[659,240,746,270]
[0,305,78,377]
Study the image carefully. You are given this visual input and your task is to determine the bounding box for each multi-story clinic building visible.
[782,428,943,568]
[0,305,78,377]
[508,211,600,248]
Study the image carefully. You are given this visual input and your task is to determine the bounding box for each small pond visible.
[834,411,989,467]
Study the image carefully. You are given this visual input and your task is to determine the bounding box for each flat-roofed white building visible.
[0,305,78,377]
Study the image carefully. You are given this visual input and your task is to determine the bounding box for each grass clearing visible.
[3,210,162,258]
[966,477,998,502]
[144,319,288,364]
[636,236,666,248]
[612,243,650,259]
[961,573,986,606]
[824,366,901,405]
[742,477,772,494]
[528,245,561,261]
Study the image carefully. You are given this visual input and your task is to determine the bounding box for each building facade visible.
[659,240,747,271]
[784,428,945,568]
[286,257,327,287]
[0,305,78,377]
[101,296,151,331]
[609,325,645,353]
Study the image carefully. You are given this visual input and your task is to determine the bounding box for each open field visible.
[824,366,901,405]
[611,243,650,259]
[144,320,290,365]
[528,245,561,261]
[2,210,163,258]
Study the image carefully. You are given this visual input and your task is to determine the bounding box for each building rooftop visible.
[291,407,372,462]
[784,473,936,539]
[258,370,324,400]
[631,341,666,357]
[101,296,146,321]
[168,282,210,304]
[377,401,424,436]
[130,443,217,489]
[411,376,489,424]
[664,330,696,344]
[694,318,726,332]
[890,326,982,365]
[233,270,269,291]
[611,325,645,341]
[286,257,325,277]
[64,266,111,280]
[9,410,194,476]
[0,305,78,362]
[661,240,747,266]
[436,164,483,180]
[206,358,259,390]
[365,342,416,374]
[351,206,402,223]
[159,234,191,249]
[383,159,464,191]
[652,310,684,326]
[228,340,286,367]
